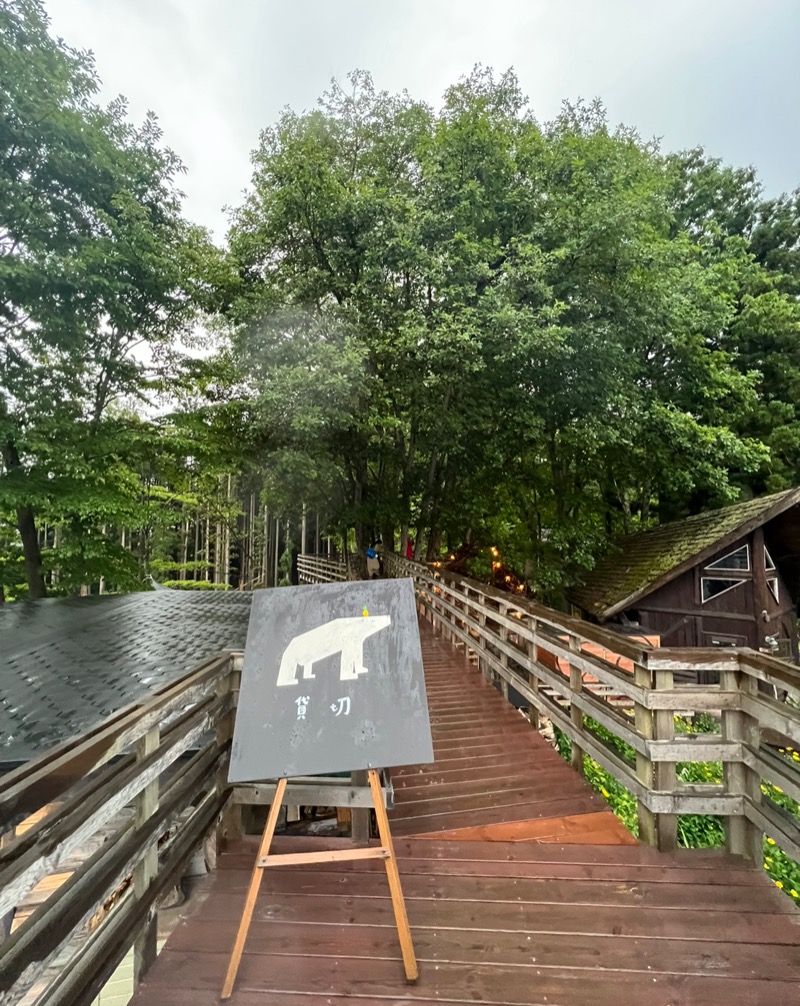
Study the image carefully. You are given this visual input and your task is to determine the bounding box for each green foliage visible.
[552,719,800,901]
[159,580,231,591]
[216,67,797,590]
[0,0,216,597]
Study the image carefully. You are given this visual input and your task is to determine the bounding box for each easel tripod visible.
[221,768,418,999]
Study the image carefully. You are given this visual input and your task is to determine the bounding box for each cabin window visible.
[701,577,745,603]
[765,547,776,572]
[705,544,750,572]
[767,577,780,603]
[704,632,745,647]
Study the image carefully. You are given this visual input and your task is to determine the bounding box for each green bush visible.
[158,579,231,591]
[550,720,800,902]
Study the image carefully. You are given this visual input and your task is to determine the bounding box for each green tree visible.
[0,0,210,596]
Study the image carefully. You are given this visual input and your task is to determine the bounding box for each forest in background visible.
[3,0,800,602]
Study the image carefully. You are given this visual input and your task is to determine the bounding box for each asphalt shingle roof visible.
[569,488,800,621]
[0,590,253,766]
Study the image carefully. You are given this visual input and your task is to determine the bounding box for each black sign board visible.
[228,578,433,782]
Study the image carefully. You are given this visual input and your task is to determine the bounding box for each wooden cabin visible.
[569,488,800,662]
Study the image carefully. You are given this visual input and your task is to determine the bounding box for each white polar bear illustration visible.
[276,615,391,687]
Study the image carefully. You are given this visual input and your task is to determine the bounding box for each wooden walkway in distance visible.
[129,621,800,1006]
[390,629,635,842]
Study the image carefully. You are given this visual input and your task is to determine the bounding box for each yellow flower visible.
[775,880,784,889]
[767,837,776,846]
[793,753,800,762]
[763,863,770,869]
[600,787,610,798]
[791,890,799,898]
[774,786,783,794]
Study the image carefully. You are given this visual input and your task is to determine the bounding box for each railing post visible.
[497,604,509,699]
[460,582,470,656]
[526,622,540,730]
[133,725,160,985]
[722,669,762,862]
[216,656,243,852]
[634,661,677,851]
[568,637,585,778]
[478,606,489,680]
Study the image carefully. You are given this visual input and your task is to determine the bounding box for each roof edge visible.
[594,487,800,621]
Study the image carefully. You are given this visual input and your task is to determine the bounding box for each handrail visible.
[297,554,347,583]
[0,651,243,1006]
[298,553,361,584]
[382,551,800,862]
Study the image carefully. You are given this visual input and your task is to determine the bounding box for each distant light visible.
[449,554,455,560]
[491,547,499,557]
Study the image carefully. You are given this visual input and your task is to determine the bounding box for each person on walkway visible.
[406,538,415,560]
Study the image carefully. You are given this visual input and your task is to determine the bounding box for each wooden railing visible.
[382,552,800,861]
[297,554,347,584]
[298,553,361,583]
[0,651,243,1006]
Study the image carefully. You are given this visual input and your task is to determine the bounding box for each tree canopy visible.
[2,5,800,602]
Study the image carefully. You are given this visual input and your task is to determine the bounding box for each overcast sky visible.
[46,0,800,241]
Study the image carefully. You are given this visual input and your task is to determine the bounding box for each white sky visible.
[46,0,800,241]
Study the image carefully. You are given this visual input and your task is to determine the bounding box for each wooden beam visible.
[257,848,388,867]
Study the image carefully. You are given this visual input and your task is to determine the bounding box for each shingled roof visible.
[569,487,800,622]
[0,590,253,766]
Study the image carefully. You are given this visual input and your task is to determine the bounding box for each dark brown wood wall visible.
[620,530,797,658]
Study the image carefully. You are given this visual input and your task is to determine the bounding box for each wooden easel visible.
[221,768,418,999]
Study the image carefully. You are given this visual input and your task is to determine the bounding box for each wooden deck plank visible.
[127,622,799,1006]
[190,887,799,944]
[229,834,759,871]
[133,948,799,1005]
[202,866,795,913]
[388,630,621,840]
[162,921,800,981]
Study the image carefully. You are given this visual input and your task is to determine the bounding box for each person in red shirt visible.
[406,537,415,560]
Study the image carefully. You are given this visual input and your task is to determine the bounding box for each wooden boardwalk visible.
[390,630,635,842]
[130,623,800,1006]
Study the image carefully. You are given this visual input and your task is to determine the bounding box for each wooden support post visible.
[653,668,677,852]
[634,663,657,847]
[498,606,509,699]
[568,637,585,778]
[133,726,159,986]
[221,777,287,999]
[350,769,370,842]
[478,608,489,680]
[527,619,540,730]
[461,583,470,657]
[722,671,762,861]
[216,659,243,853]
[633,662,678,850]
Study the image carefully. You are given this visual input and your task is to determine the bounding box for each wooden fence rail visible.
[0,651,243,1006]
[374,551,800,863]
[297,554,347,584]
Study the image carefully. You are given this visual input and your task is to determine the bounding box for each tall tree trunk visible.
[180,518,189,580]
[194,512,201,581]
[1,440,46,599]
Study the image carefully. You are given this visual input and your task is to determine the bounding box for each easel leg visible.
[221,777,287,1000]
[368,769,418,983]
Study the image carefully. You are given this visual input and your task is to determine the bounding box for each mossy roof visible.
[569,488,800,621]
